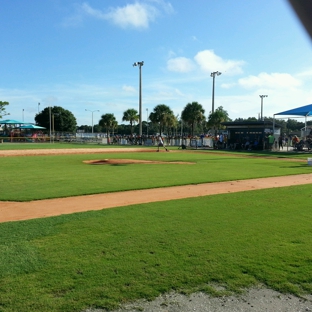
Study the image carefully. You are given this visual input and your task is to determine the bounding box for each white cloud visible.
[167,57,195,73]
[147,0,174,14]
[296,68,312,78]
[194,50,245,75]
[238,72,302,89]
[81,3,106,19]
[122,85,136,92]
[104,3,156,29]
[166,50,244,75]
[174,88,185,96]
[167,50,176,58]
[221,83,236,89]
[78,1,173,29]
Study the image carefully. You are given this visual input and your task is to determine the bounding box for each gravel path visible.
[87,287,312,312]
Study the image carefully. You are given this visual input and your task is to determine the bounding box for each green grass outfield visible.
[0,142,131,150]
[0,145,312,311]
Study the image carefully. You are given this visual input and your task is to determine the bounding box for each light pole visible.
[133,61,144,136]
[259,95,268,121]
[49,106,52,143]
[52,113,55,142]
[22,109,24,122]
[85,109,100,134]
[52,113,60,143]
[38,102,40,113]
[210,71,222,113]
[146,108,148,136]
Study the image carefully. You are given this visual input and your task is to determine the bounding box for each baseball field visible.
[0,144,312,311]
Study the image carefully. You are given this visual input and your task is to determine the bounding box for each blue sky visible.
[1,0,312,126]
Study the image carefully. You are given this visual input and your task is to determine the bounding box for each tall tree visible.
[207,106,231,135]
[0,101,9,119]
[111,120,118,136]
[164,113,178,136]
[35,106,77,132]
[122,109,139,135]
[149,104,174,135]
[286,118,305,131]
[181,101,205,136]
[99,113,117,141]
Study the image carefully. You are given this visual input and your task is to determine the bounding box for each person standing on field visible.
[268,133,275,150]
[278,135,283,150]
[157,135,169,152]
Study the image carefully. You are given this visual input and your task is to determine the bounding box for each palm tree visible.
[111,120,118,136]
[122,109,139,135]
[181,102,205,136]
[164,113,178,136]
[207,106,231,135]
[99,113,117,143]
[149,104,174,135]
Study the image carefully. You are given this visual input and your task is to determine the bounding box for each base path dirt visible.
[1,173,312,223]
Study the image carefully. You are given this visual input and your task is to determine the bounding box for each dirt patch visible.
[83,159,195,165]
[0,147,162,157]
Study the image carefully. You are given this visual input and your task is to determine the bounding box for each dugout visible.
[221,120,281,150]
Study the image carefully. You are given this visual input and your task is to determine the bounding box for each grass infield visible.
[0,142,129,150]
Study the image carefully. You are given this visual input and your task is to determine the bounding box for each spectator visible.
[278,136,283,150]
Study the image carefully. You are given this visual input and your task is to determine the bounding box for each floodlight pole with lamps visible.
[133,61,144,136]
[210,71,222,113]
[85,109,100,134]
[38,102,40,113]
[22,109,24,122]
[259,95,268,121]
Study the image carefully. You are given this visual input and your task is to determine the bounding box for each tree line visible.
[1,100,310,136]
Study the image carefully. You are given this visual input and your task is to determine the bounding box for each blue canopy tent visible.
[273,104,312,137]
[0,119,25,124]
[274,104,312,117]
[18,124,46,129]
[0,119,26,136]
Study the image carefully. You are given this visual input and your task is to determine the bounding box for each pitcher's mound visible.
[83,159,195,165]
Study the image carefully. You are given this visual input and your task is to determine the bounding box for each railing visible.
[0,136,49,143]
[0,135,218,149]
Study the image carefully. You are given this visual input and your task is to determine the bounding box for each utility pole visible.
[259,95,268,120]
[210,71,222,113]
[133,61,144,136]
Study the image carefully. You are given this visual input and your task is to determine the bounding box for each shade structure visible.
[18,124,46,129]
[273,104,312,136]
[0,119,25,124]
[274,104,312,117]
